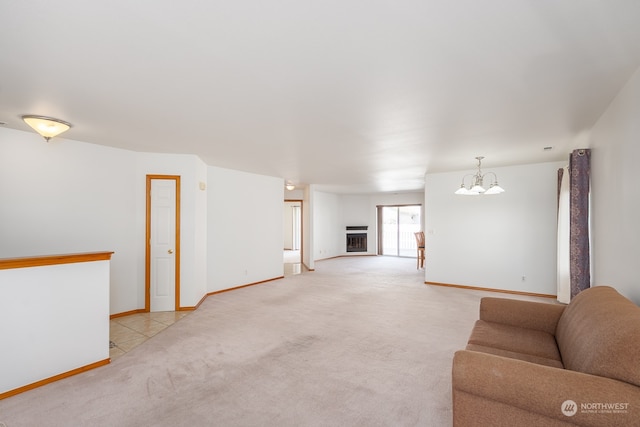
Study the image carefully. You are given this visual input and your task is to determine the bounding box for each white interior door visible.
[150,179,177,312]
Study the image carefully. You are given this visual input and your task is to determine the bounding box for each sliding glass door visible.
[378,205,421,257]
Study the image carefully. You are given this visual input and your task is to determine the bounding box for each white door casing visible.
[148,177,179,312]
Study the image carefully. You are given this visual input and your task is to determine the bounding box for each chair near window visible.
[414,231,425,269]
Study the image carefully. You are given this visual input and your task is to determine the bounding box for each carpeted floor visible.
[0,256,551,426]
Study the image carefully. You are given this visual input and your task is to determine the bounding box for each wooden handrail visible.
[0,252,114,270]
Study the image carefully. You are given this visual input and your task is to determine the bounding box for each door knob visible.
[168,249,174,254]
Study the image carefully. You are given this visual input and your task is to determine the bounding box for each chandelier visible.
[455,156,505,195]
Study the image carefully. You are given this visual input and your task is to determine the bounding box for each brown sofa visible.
[452,286,640,427]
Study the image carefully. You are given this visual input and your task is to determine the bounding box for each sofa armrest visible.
[479,297,565,334]
[452,350,640,427]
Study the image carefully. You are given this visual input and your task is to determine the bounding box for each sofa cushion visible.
[479,297,565,335]
[467,320,563,367]
[465,343,564,368]
[555,286,640,387]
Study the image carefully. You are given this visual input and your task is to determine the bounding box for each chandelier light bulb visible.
[455,156,504,196]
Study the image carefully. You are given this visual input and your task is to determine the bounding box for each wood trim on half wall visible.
[425,281,557,299]
[0,252,114,270]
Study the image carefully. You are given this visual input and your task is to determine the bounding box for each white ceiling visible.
[2,0,640,193]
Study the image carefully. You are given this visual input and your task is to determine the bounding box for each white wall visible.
[0,259,110,394]
[369,192,425,208]
[0,128,139,314]
[425,162,564,295]
[303,185,314,270]
[193,158,209,305]
[207,166,284,292]
[286,188,305,200]
[312,191,342,259]
[590,66,640,303]
[135,152,208,309]
[311,190,424,259]
[0,128,286,311]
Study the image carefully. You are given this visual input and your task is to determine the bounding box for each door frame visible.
[145,174,181,312]
[285,199,303,266]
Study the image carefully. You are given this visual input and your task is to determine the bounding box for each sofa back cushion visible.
[556,286,640,387]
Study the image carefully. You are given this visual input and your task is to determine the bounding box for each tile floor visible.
[109,311,190,360]
[284,249,304,277]
[110,259,302,359]
[284,262,303,276]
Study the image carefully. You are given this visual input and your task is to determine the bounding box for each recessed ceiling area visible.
[2,0,640,193]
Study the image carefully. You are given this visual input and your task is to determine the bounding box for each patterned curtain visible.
[569,149,591,298]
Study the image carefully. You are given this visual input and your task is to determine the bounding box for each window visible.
[377,205,422,257]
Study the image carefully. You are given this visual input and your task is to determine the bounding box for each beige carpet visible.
[0,256,550,426]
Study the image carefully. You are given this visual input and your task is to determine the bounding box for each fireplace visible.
[346,226,368,252]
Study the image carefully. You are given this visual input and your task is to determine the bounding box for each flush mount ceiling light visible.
[285,182,295,191]
[455,156,505,196]
[22,115,72,142]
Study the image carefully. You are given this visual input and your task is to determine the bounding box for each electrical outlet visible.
[521,276,526,282]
